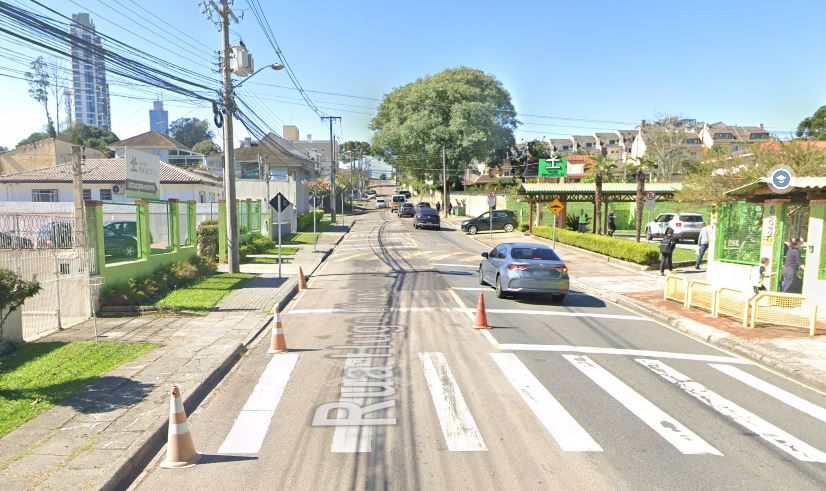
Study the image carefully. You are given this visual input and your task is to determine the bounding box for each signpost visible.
[547,198,564,249]
[269,192,291,278]
[488,192,496,240]
[124,149,160,199]
[645,191,656,234]
[538,156,568,178]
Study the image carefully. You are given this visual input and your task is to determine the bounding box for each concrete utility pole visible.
[442,147,448,218]
[71,145,85,248]
[321,116,341,222]
[219,0,239,272]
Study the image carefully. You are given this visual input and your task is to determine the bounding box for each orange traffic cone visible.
[474,293,490,329]
[161,386,199,468]
[268,306,288,353]
[298,267,308,290]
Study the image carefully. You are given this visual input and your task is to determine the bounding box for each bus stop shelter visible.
[520,182,682,232]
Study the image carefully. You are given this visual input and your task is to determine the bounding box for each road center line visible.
[419,353,487,451]
[638,359,826,462]
[491,353,602,452]
[565,355,721,455]
[217,354,299,455]
[432,263,478,268]
[499,344,751,364]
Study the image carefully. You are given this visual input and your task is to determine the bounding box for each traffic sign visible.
[488,191,496,208]
[269,193,291,212]
[547,198,564,215]
[646,199,656,210]
[538,157,568,178]
[645,191,657,201]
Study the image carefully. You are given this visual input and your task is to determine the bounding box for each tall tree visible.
[796,105,826,140]
[370,67,519,186]
[24,56,55,138]
[61,123,119,157]
[192,139,220,155]
[47,57,68,139]
[643,117,686,178]
[525,139,551,159]
[169,118,214,148]
[633,156,658,241]
[16,132,49,148]
[339,141,371,161]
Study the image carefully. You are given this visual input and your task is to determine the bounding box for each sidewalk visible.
[450,215,826,395]
[0,228,348,490]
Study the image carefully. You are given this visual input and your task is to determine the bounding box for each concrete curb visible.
[570,278,826,396]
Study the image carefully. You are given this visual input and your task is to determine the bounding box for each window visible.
[732,145,740,152]
[686,138,701,144]
[585,142,593,148]
[32,189,58,202]
[714,133,734,140]
[562,145,572,151]
[715,200,763,265]
[82,189,92,200]
[100,189,112,201]
[750,133,770,140]
[511,247,560,261]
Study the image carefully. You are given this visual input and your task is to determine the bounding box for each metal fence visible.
[101,202,141,263]
[196,202,219,225]
[148,202,171,252]
[179,204,191,246]
[0,212,75,250]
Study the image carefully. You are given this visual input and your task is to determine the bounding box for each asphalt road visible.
[131,207,826,490]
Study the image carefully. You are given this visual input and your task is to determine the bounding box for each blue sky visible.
[1,0,825,151]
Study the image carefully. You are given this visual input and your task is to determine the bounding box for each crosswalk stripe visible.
[334,252,372,262]
[491,353,602,452]
[218,354,299,454]
[710,364,826,424]
[331,357,373,453]
[638,359,826,462]
[459,255,483,262]
[419,353,487,452]
[430,253,454,261]
[564,355,721,455]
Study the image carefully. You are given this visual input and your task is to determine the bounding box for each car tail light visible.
[553,266,568,273]
[46,239,54,248]
[675,222,682,227]
[507,264,529,270]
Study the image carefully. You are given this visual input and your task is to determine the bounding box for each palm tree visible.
[633,156,658,241]
[591,155,617,234]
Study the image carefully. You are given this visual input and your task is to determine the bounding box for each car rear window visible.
[392,196,405,203]
[679,215,703,222]
[510,247,560,261]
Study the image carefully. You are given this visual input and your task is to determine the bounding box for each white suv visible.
[645,213,704,243]
[375,198,387,209]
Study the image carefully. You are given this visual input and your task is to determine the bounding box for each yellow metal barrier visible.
[664,274,688,306]
[713,287,751,328]
[686,280,715,313]
[749,292,820,336]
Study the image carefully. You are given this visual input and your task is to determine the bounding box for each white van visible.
[375,198,387,209]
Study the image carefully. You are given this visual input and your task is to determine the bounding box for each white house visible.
[0,158,223,203]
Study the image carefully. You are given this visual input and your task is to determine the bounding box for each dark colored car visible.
[402,191,412,199]
[103,227,139,259]
[0,231,33,249]
[104,220,138,238]
[416,202,431,210]
[399,203,415,218]
[414,208,440,230]
[461,210,519,234]
[36,220,74,248]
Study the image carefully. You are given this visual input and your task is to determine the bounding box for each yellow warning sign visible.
[547,198,564,215]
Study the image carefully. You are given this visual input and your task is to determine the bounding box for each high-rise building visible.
[149,100,168,135]
[69,13,111,130]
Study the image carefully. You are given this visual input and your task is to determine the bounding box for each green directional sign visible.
[538,158,568,178]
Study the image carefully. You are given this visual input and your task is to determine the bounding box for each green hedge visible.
[297,210,324,232]
[99,256,216,306]
[196,221,219,261]
[532,226,660,265]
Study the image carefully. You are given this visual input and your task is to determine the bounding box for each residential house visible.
[110,131,207,169]
[1,138,105,176]
[281,125,334,177]
[572,135,598,154]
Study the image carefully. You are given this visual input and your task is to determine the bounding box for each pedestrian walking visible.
[659,227,677,275]
[781,238,803,292]
[607,209,616,237]
[447,202,453,215]
[578,209,588,233]
[751,257,773,294]
[435,201,441,213]
[695,222,710,269]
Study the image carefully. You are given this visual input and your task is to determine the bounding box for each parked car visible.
[461,210,518,234]
[399,203,415,218]
[36,220,74,248]
[479,243,569,301]
[0,231,33,249]
[104,220,138,238]
[414,208,440,230]
[416,202,431,210]
[367,190,377,198]
[645,212,704,243]
[402,190,412,199]
[375,198,387,209]
[103,227,139,259]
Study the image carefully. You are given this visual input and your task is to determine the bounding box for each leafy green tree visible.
[379,173,387,180]
[170,118,214,148]
[525,140,551,159]
[796,105,826,140]
[0,146,8,153]
[192,139,220,155]
[61,123,119,157]
[370,67,519,187]
[339,141,371,161]
[24,57,55,138]
[0,269,41,343]
[16,132,49,148]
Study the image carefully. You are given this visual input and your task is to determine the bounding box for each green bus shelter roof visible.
[725,177,826,196]
[521,182,682,195]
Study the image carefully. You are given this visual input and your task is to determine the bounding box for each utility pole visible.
[70,145,85,248]
[321,116,341,222]
[217,0,240,272]
[442,147,448,218]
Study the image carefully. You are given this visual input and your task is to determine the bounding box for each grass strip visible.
[154,273,256,311]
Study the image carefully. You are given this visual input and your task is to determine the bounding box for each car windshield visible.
[679,215,703,222]
[392,196,405,203]
[510,247,560,261]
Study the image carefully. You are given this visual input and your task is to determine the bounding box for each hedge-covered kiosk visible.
[703,176,826,330]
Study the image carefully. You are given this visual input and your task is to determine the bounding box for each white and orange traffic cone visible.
[160,386,199,468]
[268,306,288,354]
[298,267,308,290]
[474,292,490,329]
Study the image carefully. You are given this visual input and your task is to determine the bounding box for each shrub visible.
[247,232,275,253]
[99,256,216,307]
[532,226,660,265]
[297,210,324,232]
[0,269,41,343]
[197,221,219,261]
[518,223,529,232]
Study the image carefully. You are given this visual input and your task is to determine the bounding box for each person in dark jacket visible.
[659,227,678,275]
[781,238,803,292]
[607,209,616,237]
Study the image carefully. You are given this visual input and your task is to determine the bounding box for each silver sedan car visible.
[479,242,570,302]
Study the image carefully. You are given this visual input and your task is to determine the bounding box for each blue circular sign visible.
[770,168,792,190]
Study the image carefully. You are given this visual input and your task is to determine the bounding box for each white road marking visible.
[334,252,372,262]
[452,287,489,291]
[419,353,487,451]
[288,307,454,315]
[218,354,299,454]
[432,263,479,268]
[499,344,750,364]
[565,355,721,455]
[331,357,373,453]
[460,255,483,262]
[459,308,649,321]
[638,359,826,462]
[430,253,455,261]
[447,288,501,350]
[710,364,826,424]
[492,353,601,452]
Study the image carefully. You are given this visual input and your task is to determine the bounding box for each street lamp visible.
[234,63,284,90]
